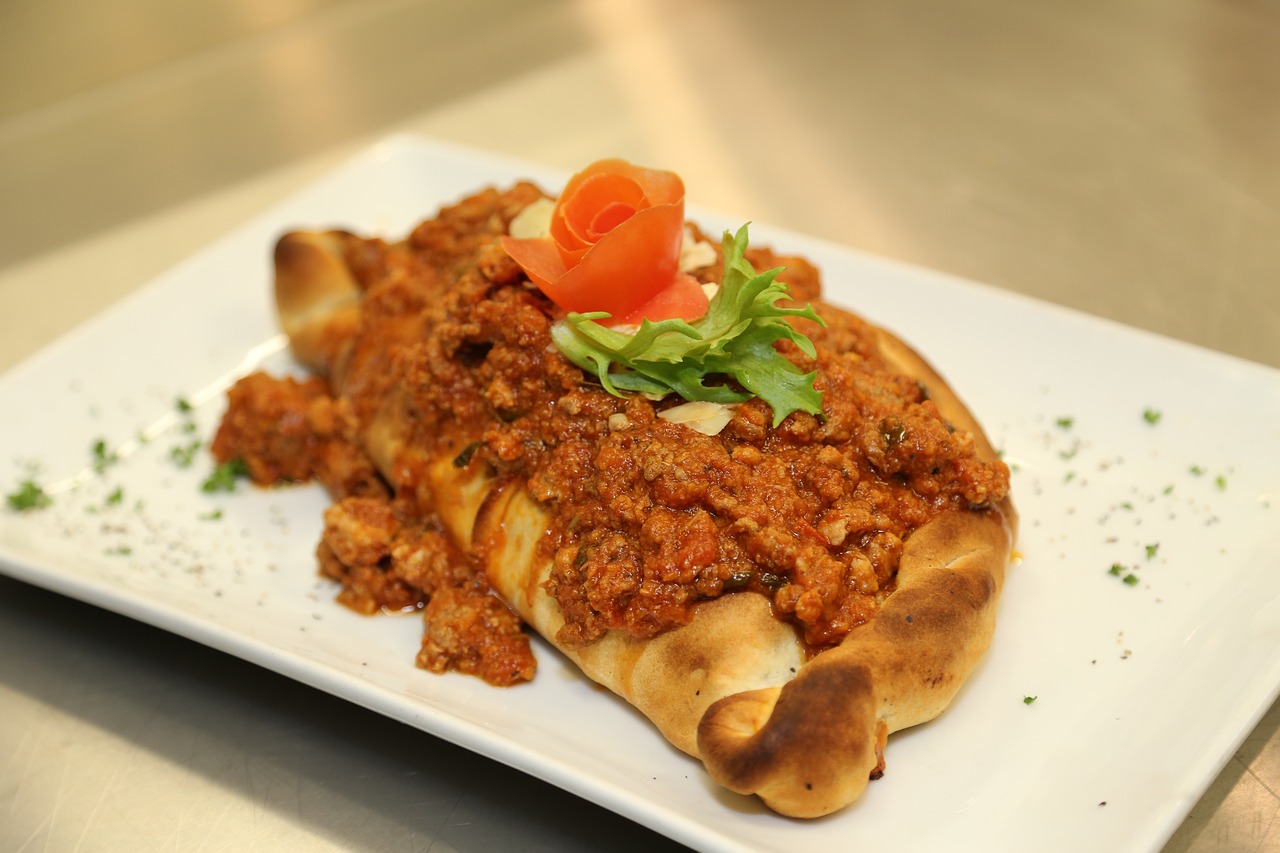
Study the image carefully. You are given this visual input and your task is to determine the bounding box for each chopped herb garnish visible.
[1109,562,1140,585]
[1190,465,1205,476]
[1216,474,1228,491]
[6,479,52,511]
[199,508,224,521]
[1142,408,1162,425]
[104,545,133,556]
[170,440,202,468]
[201,458,250,493]
[176,397,194,414]
[1144,543,1159,560]
[1055,416,1074,430]
[758,571,787,591]
[452,441,484,468]
[105,486,124,506]
[1023,695,1038,705]
[551,224,825,427]
[92,439,119,473]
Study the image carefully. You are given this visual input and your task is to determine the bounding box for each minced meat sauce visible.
[211,183,1010,686]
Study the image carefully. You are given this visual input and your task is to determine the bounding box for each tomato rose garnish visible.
[502,159,709,324]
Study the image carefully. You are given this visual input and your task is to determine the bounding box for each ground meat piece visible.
[317,497,421,615]
[417,585,536,686]
[317,539,424,616]
[409,182,546,276]
[322,497,397,567]
[210,372,386,500]
[390,525,474,595]
[316,493,536,684]
[549,529,645,646]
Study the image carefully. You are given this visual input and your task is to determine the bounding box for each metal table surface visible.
[2,1,1278,850]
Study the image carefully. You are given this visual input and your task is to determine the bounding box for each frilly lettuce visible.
[550,224,825,427]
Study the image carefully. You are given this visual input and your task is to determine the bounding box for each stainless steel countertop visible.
[3,1,1278,849]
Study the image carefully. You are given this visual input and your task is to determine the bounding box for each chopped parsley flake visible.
[1023,695,1038,705]
[105,486,124,507]
[1144,543,1159,560]
[1216,474,1228,490]
[170,440,202,468]
[1055,416,1074,430]
[1190,465,1205,476]
[1108,563,1140,585]
[201,458,250,493]
[199,508,224,521]
[92,439,119,473]
[6,479,52,511]
[176,397,194,414]
[1142,408,1162,425]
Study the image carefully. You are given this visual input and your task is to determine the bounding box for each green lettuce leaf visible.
[550,224,825,426]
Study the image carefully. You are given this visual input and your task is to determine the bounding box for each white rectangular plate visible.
[3,135,1279,852]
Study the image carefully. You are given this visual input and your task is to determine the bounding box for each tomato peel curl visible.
[500,235,565,292]
[617,273,709,326]
[540,203,685,317]
[503,158,700,323]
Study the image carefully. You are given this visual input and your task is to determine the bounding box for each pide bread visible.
[212,162,1015,817]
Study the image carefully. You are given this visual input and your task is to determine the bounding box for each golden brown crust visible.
[274,231,364,381]
[272,225,1016,818]
[697,506,1012,816]
[687,328,1017,815]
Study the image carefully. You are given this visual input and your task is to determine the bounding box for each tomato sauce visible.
[211,183,1010,683]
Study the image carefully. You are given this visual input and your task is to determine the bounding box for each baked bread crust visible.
[273,230,364,383]
[272,224,1016,818]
